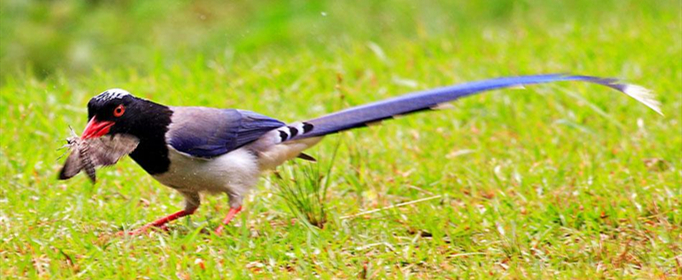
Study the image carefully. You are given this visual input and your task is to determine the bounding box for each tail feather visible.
[289,74,661,140]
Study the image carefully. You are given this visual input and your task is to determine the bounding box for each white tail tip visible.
[622,84,663,116]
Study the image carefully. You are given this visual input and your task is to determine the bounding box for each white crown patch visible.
[93,88,131,102]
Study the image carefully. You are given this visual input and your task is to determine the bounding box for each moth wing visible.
[89,134,140,167]
[58,149,84,180]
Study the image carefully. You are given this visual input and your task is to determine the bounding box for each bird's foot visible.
[214,206,243,235]
[116,224,164,236]
[214,225,225,235]
[116,209,193,236]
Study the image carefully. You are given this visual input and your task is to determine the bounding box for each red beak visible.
[81,117,115,139]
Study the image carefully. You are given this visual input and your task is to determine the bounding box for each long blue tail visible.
[290,74,661,140]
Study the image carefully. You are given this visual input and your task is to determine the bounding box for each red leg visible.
[214,206,243,235]
[117,208,196,236]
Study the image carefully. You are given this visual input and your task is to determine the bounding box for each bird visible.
[61,74,661,235]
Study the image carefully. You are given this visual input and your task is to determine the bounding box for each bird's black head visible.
[82,89,170,140]
[82,89,173,174]
[83,89,141,139]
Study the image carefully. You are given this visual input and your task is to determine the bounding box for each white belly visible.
[151,137,323,208]
[152,146,260,199]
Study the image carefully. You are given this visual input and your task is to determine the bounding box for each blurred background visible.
[1,1,680,278]
[1,0,677,80]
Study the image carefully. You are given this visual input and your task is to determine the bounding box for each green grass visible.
[1,0,680,278]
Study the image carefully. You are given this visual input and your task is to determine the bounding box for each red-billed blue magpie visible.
[61,74,661,235]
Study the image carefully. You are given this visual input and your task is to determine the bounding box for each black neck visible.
[127,100,173,175]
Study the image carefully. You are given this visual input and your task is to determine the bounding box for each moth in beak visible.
[59,128,140,182]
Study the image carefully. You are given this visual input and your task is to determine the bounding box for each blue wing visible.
[167,107,285,158]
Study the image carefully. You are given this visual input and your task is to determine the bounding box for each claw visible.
[116,225,153,236]
[214,225,224,235]
[214,206,243,235]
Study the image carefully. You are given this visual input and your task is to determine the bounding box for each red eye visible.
[113,104,125,117]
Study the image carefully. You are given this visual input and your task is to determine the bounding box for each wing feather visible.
[167,108,285,158]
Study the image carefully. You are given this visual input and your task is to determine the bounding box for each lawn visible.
[1,0,680,278]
